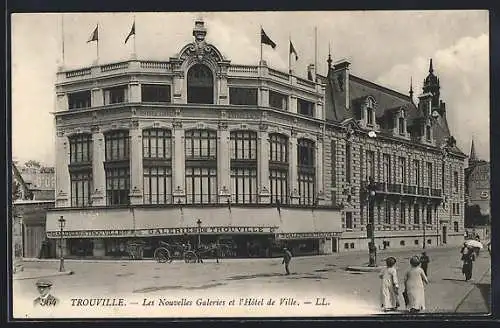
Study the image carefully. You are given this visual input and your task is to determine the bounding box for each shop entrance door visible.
[442,226,447,244]
[332,238,338,252]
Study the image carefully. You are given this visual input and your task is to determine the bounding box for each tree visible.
[465,204,489,227]
[12,179,21,201]
[24,160,41,168]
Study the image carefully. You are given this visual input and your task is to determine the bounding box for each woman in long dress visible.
[379,256,399,311]
[404,256,429,313]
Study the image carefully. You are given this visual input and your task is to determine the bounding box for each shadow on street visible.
[476,283,491,312]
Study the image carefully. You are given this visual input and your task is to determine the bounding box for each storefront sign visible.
[46,226,278,238]
[46,230,135,239]
[137,226,278,236]
[275,232,342,240]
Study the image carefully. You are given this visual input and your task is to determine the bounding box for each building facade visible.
[465,140,490,217]
[46,20,466,258]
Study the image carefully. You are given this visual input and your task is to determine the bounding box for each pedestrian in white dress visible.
[404,256,429,313]
[379,256,399,311]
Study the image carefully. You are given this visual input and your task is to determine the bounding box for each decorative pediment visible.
[176,19,226,66]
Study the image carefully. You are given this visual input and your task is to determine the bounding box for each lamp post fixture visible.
[58,216,66,272]
[366,176,377,267]
[196,219,202,248]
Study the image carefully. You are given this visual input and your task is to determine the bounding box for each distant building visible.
[12,163,55,258]
[465,139,490,217]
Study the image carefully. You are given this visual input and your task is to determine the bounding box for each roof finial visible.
[327,42,332,68]
[429,58,434,74]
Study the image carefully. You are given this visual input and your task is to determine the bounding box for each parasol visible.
[465,239,483,249]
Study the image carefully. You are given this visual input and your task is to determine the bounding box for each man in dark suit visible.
[33,280,58,306]
[282,248,292,275]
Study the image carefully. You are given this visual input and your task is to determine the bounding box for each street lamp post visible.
[366,177,377,267]
[58,216,66,272]
[196,219,202,249]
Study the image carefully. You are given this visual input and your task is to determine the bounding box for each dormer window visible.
[425,125,431,141]
[366,97,375,126]
[398,109,406,135]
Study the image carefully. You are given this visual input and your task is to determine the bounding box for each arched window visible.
[143,129,173,204]
[230,131,258,204]
[297,138,315,205]
[187,64,214,104]
[185,129,217,204]
[269,134,289,204]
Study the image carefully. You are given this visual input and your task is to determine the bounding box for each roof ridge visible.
[350,74,412,102]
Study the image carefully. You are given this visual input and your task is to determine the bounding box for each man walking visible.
[420,251,430,276]
[282,248,292,275]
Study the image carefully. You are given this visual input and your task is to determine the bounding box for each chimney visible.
[307,64,316,81]
[333,59,351,110]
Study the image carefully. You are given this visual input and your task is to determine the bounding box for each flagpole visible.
[259,25,263,65]
[133,15,137,58]
[96,22,100,64]
[61,14,65,66]
[288,34,291,75]
[314,26,318,82]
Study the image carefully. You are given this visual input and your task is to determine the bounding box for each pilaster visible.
[55,132,70,208]
[258,126,270,203]
[218,124,231,203]
[129,81,141,103]
[172,123,186,204]
[129,121,143,205]
[289,133,299,204]
[91,88,103,107]
[91,127,106,206]
[56,93,68,112]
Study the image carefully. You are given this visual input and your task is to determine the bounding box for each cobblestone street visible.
[13,246,490,318]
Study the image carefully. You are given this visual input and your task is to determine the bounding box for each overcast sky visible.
[11,11,489,166]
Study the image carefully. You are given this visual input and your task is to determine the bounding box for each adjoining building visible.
[46,19,466,259]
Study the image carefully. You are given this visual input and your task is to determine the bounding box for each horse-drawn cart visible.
[153,241,232,263]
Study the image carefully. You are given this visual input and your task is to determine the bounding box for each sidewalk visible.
[13,268,74,281]
[454,266,491,313]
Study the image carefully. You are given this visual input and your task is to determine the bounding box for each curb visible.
[13,270,74,281]
[453,265,491,312]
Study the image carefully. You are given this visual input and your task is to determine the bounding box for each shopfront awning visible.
[275,208,342,240]
[46,208,134,239]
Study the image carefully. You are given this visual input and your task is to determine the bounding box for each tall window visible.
[413,160,420,186]
[105,131,130,161]
[454,221,459,232]
[398,117,405,135]
[229,88,258,105]
[143,129,172,204]
[398,157,406,185]
[345,212,353,229]
[69,134,93,207]
[70,172,92,207]
[366,98,374,125]
[185,130,217,204]
[366,150,375,180]
[141,84,171,103]
[104,85,128,105]
[269,134,289,204]
[426,205,433,225]
[269,90,288,110]
[106,167,130,205]
[426,162,433,189]
[453,171,459,192]
[400,203,406,224]
[298,98,314,117]
[68,91,91,110]
[345,143,352,183]
[425,125,431,141]
[230,131,258,203]
[298,139,315,205]
[69,134,93,164]
[187,64,214,104]
[384,201,391,224]
[382,154,391,185]
[104,131,130,205]
[413,204,420,224]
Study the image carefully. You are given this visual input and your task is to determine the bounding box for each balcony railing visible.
[388,183,401,193]
[431,189,442,197]
[361,181,442,199]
